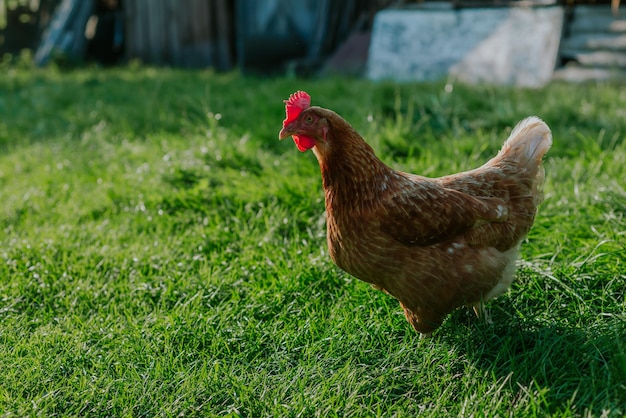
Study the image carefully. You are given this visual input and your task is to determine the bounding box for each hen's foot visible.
[472,303,493,325]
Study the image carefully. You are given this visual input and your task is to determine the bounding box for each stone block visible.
[367,6,564,87]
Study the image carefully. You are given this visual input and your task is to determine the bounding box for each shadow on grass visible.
[442,305,626,415]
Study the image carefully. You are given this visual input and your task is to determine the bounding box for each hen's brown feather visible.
[282,103,552,334]
[379,181,508,247]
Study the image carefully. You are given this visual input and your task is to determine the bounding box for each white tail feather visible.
[499,116,552,165]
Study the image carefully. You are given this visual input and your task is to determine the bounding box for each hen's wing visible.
[377,177,509,247]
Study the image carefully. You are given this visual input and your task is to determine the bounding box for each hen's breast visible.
[325,201,513,314]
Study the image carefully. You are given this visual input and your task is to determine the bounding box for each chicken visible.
[278,91,552,335]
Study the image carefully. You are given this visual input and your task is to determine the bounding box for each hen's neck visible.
[314,133,397,213]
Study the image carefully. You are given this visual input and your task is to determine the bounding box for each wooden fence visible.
[124,0,233,70]
[4,0,381,70]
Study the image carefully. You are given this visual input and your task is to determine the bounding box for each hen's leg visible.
[472,302,493,325]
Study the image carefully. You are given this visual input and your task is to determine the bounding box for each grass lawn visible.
[0,65,624,417]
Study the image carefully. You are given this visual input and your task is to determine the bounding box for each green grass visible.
[0,66,624,417]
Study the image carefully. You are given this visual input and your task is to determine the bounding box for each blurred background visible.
[0,0,624,82]
[0,0,385,73]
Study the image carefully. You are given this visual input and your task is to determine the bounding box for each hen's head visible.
[279,91,328,152]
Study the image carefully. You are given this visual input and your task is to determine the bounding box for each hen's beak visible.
[278,126,293,140]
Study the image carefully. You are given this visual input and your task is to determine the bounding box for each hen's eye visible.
[304,115,314,124]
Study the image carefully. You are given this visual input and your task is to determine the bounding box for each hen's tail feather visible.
[497,116,552,166]
[492,117,551,207]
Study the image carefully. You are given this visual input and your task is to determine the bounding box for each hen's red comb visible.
[283,91,311,126]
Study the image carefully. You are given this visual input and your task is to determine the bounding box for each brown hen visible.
[278,91,552,335]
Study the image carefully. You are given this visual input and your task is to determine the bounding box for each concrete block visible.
[367,6,564,87]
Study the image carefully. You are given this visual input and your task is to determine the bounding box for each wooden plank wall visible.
[125,0,233,69]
